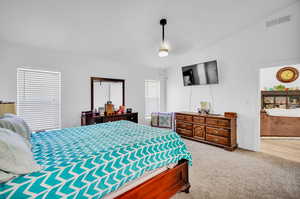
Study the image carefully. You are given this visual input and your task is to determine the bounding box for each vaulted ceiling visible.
[0,0,297,67]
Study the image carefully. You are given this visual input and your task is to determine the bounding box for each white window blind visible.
[145,80,160,118]
[17,68,61,131]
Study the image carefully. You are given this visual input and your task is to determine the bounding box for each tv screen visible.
[182,60,218,86]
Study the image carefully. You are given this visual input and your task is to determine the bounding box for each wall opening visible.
[259,64,300,162]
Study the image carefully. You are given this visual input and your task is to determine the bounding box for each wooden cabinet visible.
[175,112,237,151]
[261,91,300,109]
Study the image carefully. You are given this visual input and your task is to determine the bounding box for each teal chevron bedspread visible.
[0,120,191,199]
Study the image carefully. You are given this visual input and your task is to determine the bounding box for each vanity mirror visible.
[81,77,137,126]
[91,77,125,111]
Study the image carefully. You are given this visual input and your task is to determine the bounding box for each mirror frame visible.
[91,77,125,111]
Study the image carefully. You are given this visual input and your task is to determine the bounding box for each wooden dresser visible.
[81,112,138,126]
[175,112,237,151]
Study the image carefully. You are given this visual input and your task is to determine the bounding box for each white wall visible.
[166,2,300,151]
[0,40,166,127]
[260,64,300,90]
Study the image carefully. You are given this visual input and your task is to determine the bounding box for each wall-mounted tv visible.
[182,60,218,86]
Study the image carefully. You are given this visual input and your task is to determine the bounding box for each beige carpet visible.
[173,139,300,199]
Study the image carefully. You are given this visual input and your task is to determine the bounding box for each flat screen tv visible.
[182,60,218,86]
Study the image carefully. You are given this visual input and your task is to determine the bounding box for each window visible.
[145,80,160,118]
[17,68,61,131]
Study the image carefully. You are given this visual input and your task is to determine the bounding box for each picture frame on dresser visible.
[175,112,237,151]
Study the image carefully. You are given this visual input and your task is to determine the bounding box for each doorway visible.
[259,64,300,163]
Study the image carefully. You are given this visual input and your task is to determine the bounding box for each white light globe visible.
[158,48,168,57]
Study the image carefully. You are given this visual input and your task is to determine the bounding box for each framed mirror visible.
[91,77,125,111]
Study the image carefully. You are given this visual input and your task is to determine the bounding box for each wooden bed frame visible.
[116,159,190,199]
[261,110,300,136]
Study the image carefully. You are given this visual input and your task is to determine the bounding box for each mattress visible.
[0,120,191,198]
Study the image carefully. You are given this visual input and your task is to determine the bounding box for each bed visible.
[260,109,300,137]
[0,120,192,198]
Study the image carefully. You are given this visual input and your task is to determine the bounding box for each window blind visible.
[17,68,61,131]
[145,80,160,118]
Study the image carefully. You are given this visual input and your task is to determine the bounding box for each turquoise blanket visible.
[0,120,191,199]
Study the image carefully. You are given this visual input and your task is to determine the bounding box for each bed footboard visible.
[116,159,190,199]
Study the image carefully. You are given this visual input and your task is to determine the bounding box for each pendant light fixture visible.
[158,18,168,57]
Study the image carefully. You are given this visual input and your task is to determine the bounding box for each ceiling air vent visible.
[266,15,291,28]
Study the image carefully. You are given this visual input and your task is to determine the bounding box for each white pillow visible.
[3,114,32,134]
[0,128,42,182]
[0,171,16,183]
[0,116,31,147]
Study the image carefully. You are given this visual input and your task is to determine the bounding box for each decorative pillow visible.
[151,112,159,127]
[0,115,31,147]
[158,113,173,128]
[0,128,41,182]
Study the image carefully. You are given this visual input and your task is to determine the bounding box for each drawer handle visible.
[214,130,218,134]
[214,138,219,142]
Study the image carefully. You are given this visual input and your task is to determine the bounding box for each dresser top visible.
[176,112,236,119]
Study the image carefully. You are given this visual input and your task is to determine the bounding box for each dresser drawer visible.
[193,116,205,124]
[218,119,230,127]
[206,118,218,125]
[206,134,229,146]
[176,114,185,121]
[206,127,230,137]
[194,125,205,139]
[183,115,193,122]
[176,128,193,137]
[206,118,230,128]
[176,121,193,130]
[176,114,193,122]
